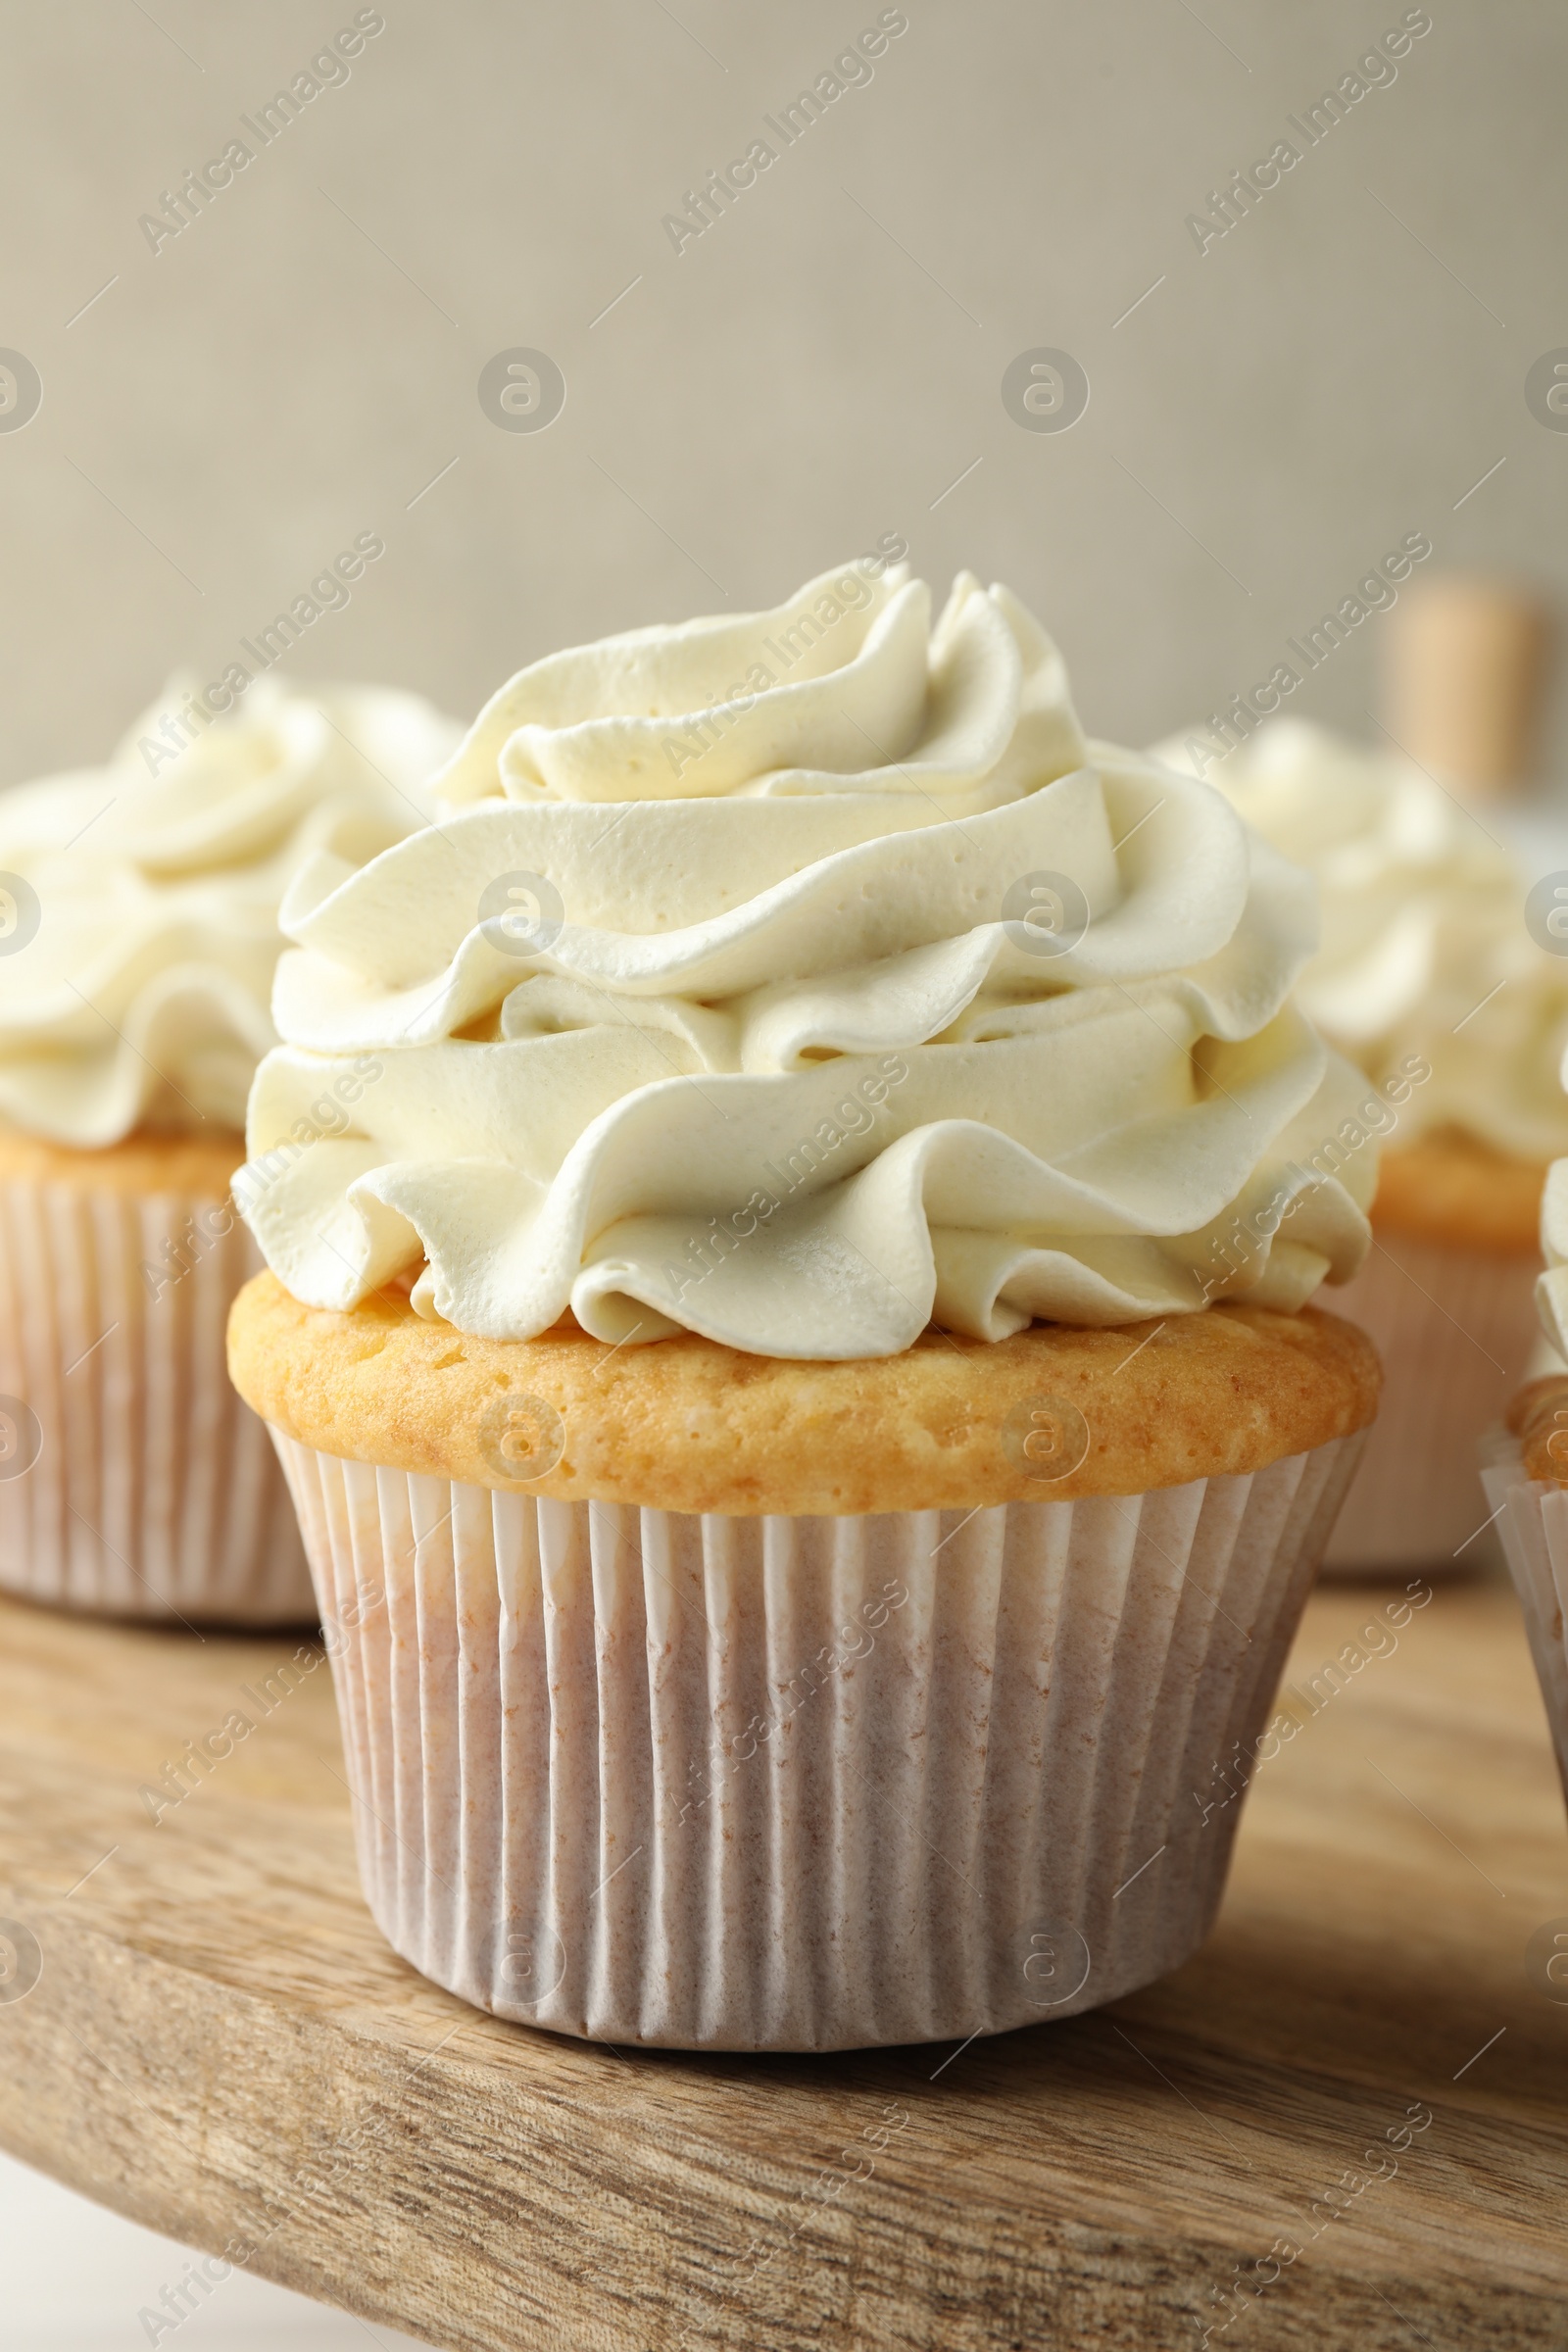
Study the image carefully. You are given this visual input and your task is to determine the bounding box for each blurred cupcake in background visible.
[1483,1182,1568,1816]
[0,673,459,1621]
[1155,715,1568,1572]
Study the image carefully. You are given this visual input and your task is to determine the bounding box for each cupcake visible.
[0,674,459,1620]
[230,559,1380,2049]
[1483,1192,1568,1811]
[1154,716,1568,1572]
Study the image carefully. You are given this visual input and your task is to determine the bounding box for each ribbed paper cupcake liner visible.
[1481,1431,1568,1807]
[0,1171,312,1622]
[271,1426,1363,2052]
[1323,1236,1540,1574]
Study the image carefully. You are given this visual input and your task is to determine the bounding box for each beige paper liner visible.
[272,1427,1364,2052]
[1481,1431,1568,1808]
[0,1170,312,1622]
[1323,1235,1541,1574]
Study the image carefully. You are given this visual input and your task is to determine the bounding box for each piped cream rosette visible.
[239,565,1375,1357]
[0,674,459,1624]
[1537,1170,1568,1361]
[0,676,458,1149]
[1153,718,1568,1164]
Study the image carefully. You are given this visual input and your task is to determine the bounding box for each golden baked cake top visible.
[1507,1376,1568,1486]
[0,1122,246,1199]
[230,1270,1378,1516]
[1373,1129,1544,1256]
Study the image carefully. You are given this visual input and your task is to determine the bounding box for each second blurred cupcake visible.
[1155,717,1568,1571]
[0,673,458,1620]
[1482,1174,1568,1821]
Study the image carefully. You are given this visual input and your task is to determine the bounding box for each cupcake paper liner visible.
[1323,1235,1540,1574]
[272,1425,1364,2052]
[1481,1431,1568,1806]
[0,1169,312,1622]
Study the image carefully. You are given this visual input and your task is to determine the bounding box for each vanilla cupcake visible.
[1155,717,1568,1572]
[0,675,459,1620]
[1482,1190,1568,1807]
[231,561,1380,2048]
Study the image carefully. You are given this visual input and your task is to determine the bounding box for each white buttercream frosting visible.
[1543,1167,1568,1352]
[1154,717,1568,1167]
[0,678,460,1146]
[239,566,1376,1357]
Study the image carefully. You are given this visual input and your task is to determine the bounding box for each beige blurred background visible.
[1,0,1563,785]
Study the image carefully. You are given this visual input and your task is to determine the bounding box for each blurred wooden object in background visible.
[1384,574,1551,796]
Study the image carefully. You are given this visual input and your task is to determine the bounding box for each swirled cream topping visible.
[1154,717,1568,1166]
[0,677,460,1147]
[239,564,1376,1357]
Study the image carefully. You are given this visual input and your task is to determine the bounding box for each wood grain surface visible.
[0,1564,1564,2350]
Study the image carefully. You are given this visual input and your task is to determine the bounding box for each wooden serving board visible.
[0,1563,1564,2350]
